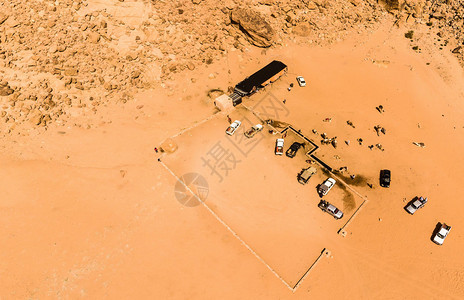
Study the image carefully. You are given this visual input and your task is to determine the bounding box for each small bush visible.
[405,30,414,39]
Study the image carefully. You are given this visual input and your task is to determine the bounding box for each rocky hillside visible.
[0,0,462,134]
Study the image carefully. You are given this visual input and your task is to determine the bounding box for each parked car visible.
[244,124,263,138]
[380,169,391,188]
[226,120,241,136]
[298,167,317,185]
[405,196,428,215]
[318,178,336,196]
[433,223,451,245]
[318,200,343,219]
[275,138,284,155]
[296,76,306,87]
[286,142,303,158]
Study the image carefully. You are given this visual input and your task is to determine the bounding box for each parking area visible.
[162,107,365,286]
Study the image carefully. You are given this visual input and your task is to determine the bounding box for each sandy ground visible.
[1,20,464,299]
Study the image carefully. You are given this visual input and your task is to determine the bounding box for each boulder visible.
[0,85,14,96]
[381,0,401,11]
[64,68,78,76]
[292,23,311,37]
[29,111,43,125]
[230,8,275,47]
[87,31,100,43]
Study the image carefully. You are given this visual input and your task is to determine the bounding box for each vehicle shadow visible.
[430,222,443,243]
[315,184,323,198]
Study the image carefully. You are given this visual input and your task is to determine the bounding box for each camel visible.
[374,125,381,136]
[376,143,384,151]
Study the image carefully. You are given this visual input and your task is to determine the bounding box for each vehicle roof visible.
[433,235,444,244]
[301,167,316,177]
[412,199,422,206]
[406,205,417,213]
[438,228,448,235]
[235,60,287,94]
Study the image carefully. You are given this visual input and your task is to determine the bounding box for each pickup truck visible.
[405,196,427,215]
[286,142,303,158]
[275,138,284,155]
[298,167,317,184]
[318,178,336,196]
[226,120,241,136]
[244,124,263,138]
[318,200,343,219]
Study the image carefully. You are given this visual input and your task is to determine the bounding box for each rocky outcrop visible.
[381,0,401,11]
[230,8,275,47]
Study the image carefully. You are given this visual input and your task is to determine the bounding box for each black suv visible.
[286,142,303,158]
[380,169,391,188]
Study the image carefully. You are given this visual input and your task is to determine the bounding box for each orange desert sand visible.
[1,0,464,299]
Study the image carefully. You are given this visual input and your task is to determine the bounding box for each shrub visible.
[405,30,414,39]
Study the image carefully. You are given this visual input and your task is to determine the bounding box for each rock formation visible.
[230,7,275,47]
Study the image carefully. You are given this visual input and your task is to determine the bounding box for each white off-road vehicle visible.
[433,223,451,245]
[318,178,336,196]
[226,120,241,136]
[275,138,284,155]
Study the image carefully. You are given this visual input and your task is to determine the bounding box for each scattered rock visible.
[29,111,43,125]
[87,31,100,43]
[64,68,78,76]
[0,84,14,96]
[0,12,8,25]
[452,46,462,54]
[186,62,195,70]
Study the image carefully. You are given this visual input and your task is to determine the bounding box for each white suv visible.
[226,120,241,136]
[318,178,336,196]
[296,76,306,87]
[433,223,451,245]
[275,138,284,155]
